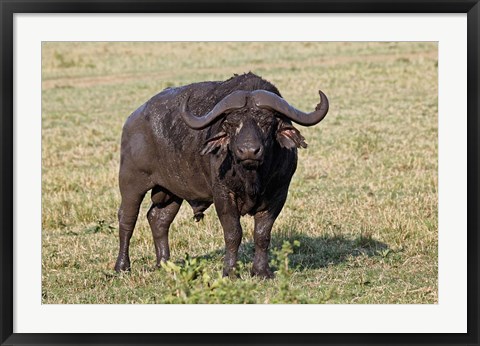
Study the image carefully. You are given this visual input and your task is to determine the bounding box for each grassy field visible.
[41,42,438,304]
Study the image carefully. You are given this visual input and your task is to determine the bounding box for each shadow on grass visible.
[197,230,389,271]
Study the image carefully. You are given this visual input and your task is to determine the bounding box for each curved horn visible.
[251,89,329,126]
[179,90,249,129]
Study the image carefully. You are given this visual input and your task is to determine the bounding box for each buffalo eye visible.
[257,117,274,133]
[222,120,237,133]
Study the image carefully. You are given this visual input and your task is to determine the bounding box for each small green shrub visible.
[159,241,315,304]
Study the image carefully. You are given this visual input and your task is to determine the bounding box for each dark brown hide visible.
[114,72,328,278]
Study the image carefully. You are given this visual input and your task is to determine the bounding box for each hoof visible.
[155,257,169,268]
[222,267,239,279]
[114,256,131,273]
[251,266,274,279]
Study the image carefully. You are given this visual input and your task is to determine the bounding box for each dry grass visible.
[42,42,438,304]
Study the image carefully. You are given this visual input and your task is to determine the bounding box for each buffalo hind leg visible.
[114,188,148,272]
[147,187,183,267]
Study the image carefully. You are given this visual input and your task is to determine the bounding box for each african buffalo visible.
[114,72,329,278]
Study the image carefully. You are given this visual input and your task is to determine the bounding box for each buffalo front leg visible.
[214,195,242,277]
[147,194,182,267]
[252,190,288,278]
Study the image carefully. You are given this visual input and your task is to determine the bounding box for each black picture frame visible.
[1,1,478,345]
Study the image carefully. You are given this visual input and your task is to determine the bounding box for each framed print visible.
[1,1,479,345]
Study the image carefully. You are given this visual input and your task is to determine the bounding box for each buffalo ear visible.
[201,131,229,155]
[276,125,307,149]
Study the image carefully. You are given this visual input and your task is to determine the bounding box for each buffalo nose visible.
[236,143,263,161]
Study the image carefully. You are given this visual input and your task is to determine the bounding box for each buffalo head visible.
[179,90,329,170]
